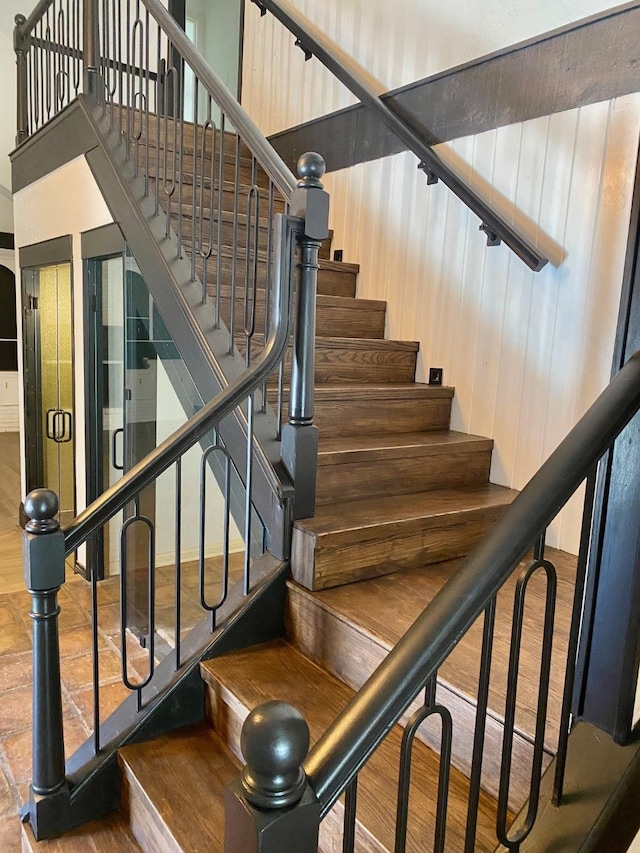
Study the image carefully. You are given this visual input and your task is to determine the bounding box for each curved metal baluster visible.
[198,442,231,631]
[175,52,186,256]
[496,558,557,849]
[215,113,226,321]
[131,8,145,175]
[162,47,178,237]
[45,17,52,121]
[244,392,254,596]
[464,598,497,852]
[120,512,156,714]
[198,106,216,303]
[395,676,452,853]
[189,75,199,281]
[244,183,261,368]
[260,180,275,414]
[229,134,242,355]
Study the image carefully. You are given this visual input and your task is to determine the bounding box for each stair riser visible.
[121,769,182,853]
[292,504,509,590]
[190,255,356,298]
[204,680,389,853]
[285,586,551,810]
[140,147,267,188]
[268,345,417,385]
[307,397,452,438]
[217,296,385,340]
[317,448,492,503]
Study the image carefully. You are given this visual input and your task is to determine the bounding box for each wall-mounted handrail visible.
[252,0,548,272]
[303,349,640,813]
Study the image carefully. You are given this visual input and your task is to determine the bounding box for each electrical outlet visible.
[429,367,443,386]
[333,249,343,262]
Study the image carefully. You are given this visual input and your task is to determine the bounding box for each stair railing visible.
[249,0,548,272]
[227,349,640,852]
[15,0,331,840]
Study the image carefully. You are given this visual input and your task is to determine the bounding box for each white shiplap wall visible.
[242,1,640,552]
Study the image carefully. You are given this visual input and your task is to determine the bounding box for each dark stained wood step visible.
[200,639,503,852]
[317,430,493,503]
[21,812,141,851]
[270,384,454,438]
[217,291,385,340]
[118,724,239,853]
[291,483,517,589]
[285,547,576,809]
[188,249,358,298]
[257,336,418,385]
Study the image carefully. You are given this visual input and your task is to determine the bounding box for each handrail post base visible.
[224,780,320,852]
[26,784,72,842]
[281,422,318,519]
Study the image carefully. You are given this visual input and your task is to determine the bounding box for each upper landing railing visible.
[250,0,549,272]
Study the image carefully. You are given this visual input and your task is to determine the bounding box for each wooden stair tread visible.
[286,546,577,752]
[296,483,517,537]
[21,811,141,851]
[118,724,239,853]
[318,429,494,462]
[201,639,502,852]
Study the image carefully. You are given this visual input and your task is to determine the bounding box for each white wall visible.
[242,0,640,553]
[13,155,113,505]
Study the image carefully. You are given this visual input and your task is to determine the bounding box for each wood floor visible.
[0,434,24,596]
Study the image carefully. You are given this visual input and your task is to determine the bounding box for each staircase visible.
[20,110,570,850]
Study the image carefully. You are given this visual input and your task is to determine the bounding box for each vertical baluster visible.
[174,457,182,670]
[198,443,231,632]
[464,599,496,852]
[83,0,98,95]
[120,513,156,713]
[14,15,29,145]
[229,135,241,354]
[215,112,226,313]
[243,393,254,595]
[497,558,557,849]
[175,54,186,257]
[125,0,131,157]
[143,7,150,194]
[261,181,275,414]
[553,468,597,805]
[342,777,358,853]
[90,535,101,755]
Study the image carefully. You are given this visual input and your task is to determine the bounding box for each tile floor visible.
[0,527,244,850]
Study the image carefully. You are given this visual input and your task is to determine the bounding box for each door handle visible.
[112,427,124,470]
[45,408,57,440]
[60,410,73,443]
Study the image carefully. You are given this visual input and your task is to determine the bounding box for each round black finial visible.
[15,14,27,27]
[240,700,310,809]
[24,489,60,534]
[297,152,326,189]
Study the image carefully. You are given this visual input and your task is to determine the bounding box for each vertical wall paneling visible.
[244,3,640,551]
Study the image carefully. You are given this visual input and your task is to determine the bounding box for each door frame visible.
[19,235,76,509]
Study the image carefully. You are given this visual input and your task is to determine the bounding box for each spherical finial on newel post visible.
[297,152,326,190]
[241,700,310,809]
[224,701,320,852]
[24,488,60,534]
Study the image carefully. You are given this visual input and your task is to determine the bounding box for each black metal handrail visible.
[252,0,548,272]
[303,349,640,813]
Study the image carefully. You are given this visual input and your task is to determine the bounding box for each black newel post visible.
[14,14,29,146]
[23,489,71,840]
[281,152,329,520]
[224,701,321,852]
[280,152,329,518]
[83,0,100,96]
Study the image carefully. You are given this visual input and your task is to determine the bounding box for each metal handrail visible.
[20,0,56,36]
[64,214,298,554]
[252,0,548,272]
[304,349,640,813]
[139,0,297,201]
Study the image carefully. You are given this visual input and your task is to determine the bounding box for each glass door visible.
[23,263,76,526]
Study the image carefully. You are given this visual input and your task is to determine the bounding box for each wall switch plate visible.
[333,249,343,262]
[429,367,443,386]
